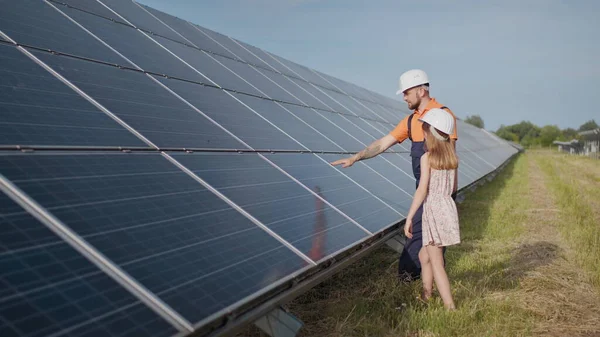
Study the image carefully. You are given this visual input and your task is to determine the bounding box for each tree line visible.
[463,114,598,147]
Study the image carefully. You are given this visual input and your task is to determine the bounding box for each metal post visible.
[385,233,407,253]
[253,306,304,337]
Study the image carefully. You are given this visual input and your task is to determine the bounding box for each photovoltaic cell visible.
[192,25,277,70]
[265,53,338,91]
[32,50,243,149]
[336,92,388,121]
[0,192,177,337]
[136,4,238,59]
[318,154,414,215]
[148,35,263,96]
[323,113,379,147]
[171,152,370,259]
[232,40,287,72]
[0,0,125,65]
[58,6,208,83]
[231,94,342,151]
[286,77,342,110]
[0,153,307,324]
[264,153,402,233]
[279,105,365,151]
[51,0,124,23]
[0,45,145,147]
[155,77,303,150]
[232,41,298,77]
[364,102,405,124]
[222,63,304,104]
[255,69,332,111]
[97,0,187,43]
[206,54,305,104]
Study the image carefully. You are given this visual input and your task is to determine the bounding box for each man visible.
[330,69,458,280]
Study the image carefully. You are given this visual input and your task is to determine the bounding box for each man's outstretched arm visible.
[330,134,398,168]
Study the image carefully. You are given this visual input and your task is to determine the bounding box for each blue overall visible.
[397,111,453,281]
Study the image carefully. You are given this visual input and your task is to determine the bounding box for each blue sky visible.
[138,0,599,131]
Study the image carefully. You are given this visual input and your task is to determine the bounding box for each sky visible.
[138,0,599,131]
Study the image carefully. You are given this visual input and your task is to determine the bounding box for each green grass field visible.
[238,150,600,337]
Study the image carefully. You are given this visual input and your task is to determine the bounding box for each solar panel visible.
[134,5,240,60]
[153,77,305,150]
[0,0,519,336]
[0,152,308,326]
[0,45,146,148]
[0,191,178,337]
[170,152,370,258]
[31,50,244,149]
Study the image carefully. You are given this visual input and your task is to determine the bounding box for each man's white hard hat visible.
[396,69,429,95]
[419,108,454,137]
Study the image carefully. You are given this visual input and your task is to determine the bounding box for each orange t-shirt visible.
[389,98,458,143]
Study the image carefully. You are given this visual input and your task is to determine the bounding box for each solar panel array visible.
[0,1,518,336]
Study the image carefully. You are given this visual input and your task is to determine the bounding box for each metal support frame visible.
[253,306,303,337]
[384,233,407,253]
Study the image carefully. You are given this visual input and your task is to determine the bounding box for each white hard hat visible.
[419,108,454,138]
[396,69,429,95]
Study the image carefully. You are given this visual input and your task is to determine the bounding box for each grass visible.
[237,151,600,337]
[532,150,600,287]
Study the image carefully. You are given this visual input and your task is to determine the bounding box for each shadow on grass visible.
[452,240,560,293]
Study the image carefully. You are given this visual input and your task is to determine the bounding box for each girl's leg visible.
[418,246,433,300]
[425,244,455,310]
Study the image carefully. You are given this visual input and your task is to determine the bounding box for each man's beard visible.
[407,100,420,110]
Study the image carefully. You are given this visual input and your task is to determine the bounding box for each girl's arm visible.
[406,153,431,222]
[453,168,458,194]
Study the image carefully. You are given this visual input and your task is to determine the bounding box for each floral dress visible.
[422,168,461,247]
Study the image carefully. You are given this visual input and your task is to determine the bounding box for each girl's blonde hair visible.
[423,123,459,170]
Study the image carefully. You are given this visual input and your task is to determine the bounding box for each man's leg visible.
[398,204,423,280]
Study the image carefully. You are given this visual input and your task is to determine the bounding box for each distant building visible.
[553,139,581,154]
[579,128,600,159]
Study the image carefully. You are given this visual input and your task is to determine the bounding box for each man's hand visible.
[330,156,356,168]
[329,135,398,169]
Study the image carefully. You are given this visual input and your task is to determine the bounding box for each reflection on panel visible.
[34,50,243,149]
[172,152,370,259]
[265,153,402,233]
[0,153,307,324]
[0,45,145,147]
[0,192,177,337]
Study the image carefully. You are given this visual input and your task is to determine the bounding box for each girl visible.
[404,108,460,310]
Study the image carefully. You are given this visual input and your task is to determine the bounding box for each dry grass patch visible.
[511,154,600,336]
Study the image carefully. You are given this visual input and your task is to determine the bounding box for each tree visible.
[465,115,485,129]
[495,125,519,142]
[578,120,598,132]
[539,125,562,147]
[558,128,578,141]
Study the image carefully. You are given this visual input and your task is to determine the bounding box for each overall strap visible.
[407,114,414,141]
